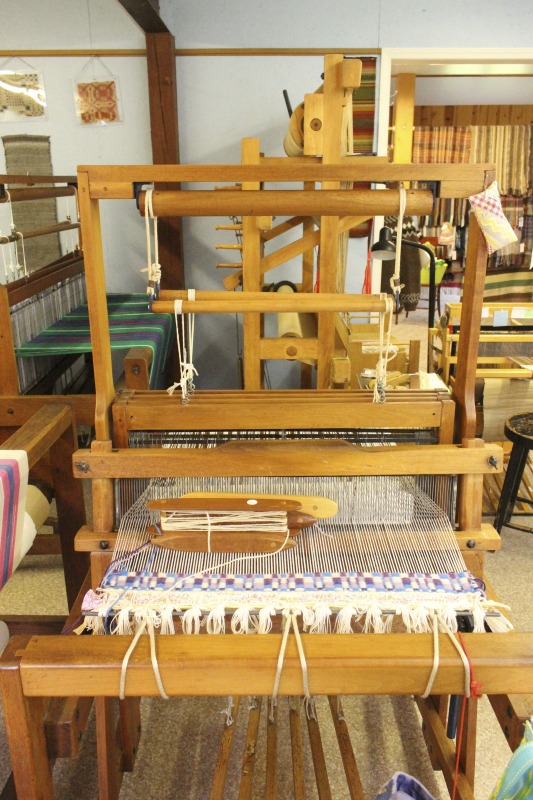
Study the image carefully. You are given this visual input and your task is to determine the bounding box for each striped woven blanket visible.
[15,294,173,389]
[0,451,29,588]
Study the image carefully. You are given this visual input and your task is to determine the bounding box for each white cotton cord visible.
[269,610,315,721]
[373,295,394,403]
[206,512,211,553]
[16,232,28,277]
[439,618,472,698]
[1,244,9,282]
[167,294,198,403]
[292,611,315,719]
[221,696,235,727]
[119,618,147,700]
[160,509,289,534]
[390,186,407,307]
[2,190,21,283]
[143,188,161,299]
[146,617,169,699]
[270,609,292,722]
[162,524,291,595]
[421,611,440,698]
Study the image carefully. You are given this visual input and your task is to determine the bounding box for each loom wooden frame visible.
[3,54,533,800]
[0,174,156,429]
[430,302,533,383]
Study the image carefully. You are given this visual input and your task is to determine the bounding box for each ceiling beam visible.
[116,0,169,34]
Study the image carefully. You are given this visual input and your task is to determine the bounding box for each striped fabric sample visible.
[15,294,173,389]
[0,451,28,588]
[352,57,376,154]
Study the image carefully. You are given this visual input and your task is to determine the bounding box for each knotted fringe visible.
[91,592,513,706]
[82,589,513,639]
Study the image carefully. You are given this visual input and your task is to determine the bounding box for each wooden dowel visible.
[152,292,387,314]
[209,697,240,800]
[139,188,433,218]
[17,221,79,241]
[2,186,76,202]
[0,174,77,184]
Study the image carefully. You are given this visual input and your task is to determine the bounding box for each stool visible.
[494,413,533,533]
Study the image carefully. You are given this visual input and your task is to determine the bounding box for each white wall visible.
[0,0,151,292]
[162,0,533,50]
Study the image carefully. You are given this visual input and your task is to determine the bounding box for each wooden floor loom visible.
[3,151,533,799]
[0,174,173,438]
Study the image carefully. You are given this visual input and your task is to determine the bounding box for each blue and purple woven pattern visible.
[102,569,480,595]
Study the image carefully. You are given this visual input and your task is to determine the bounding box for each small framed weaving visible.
[0,60,47,121]
[73,57,123,126]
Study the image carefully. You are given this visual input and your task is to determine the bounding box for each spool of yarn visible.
[283,102,305,157]
[26,484,51,530]
[275,282,317,341]
[19,484,52,564]
[274,282,317,367]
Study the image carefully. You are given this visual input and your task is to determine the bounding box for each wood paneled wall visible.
[413,105,533,126]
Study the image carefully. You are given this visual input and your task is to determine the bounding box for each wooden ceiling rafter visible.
[115,0,169,34]
[116,0,184,289]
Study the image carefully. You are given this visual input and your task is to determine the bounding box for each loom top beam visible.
[78,161,493,200]
[138,188,433,218]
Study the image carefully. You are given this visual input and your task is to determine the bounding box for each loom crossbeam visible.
[14,632,533,698]
[73,440,503,478]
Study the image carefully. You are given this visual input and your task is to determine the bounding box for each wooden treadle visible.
[483,444,533,516]
[207,695,363,800]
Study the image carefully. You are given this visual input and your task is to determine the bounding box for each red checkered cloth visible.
[469,181,518,255]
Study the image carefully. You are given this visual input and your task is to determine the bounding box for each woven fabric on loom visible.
[2,135,61,271]
[81,476,509,637]
[15,294,173,389]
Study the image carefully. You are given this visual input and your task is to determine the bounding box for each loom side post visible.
[241,137,263,389]
[0,283,19,395]
[77,170,114,442]
[0,637,54,800]
[452,205,491,442]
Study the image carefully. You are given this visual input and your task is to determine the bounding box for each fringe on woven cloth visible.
[81,588,513,636]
